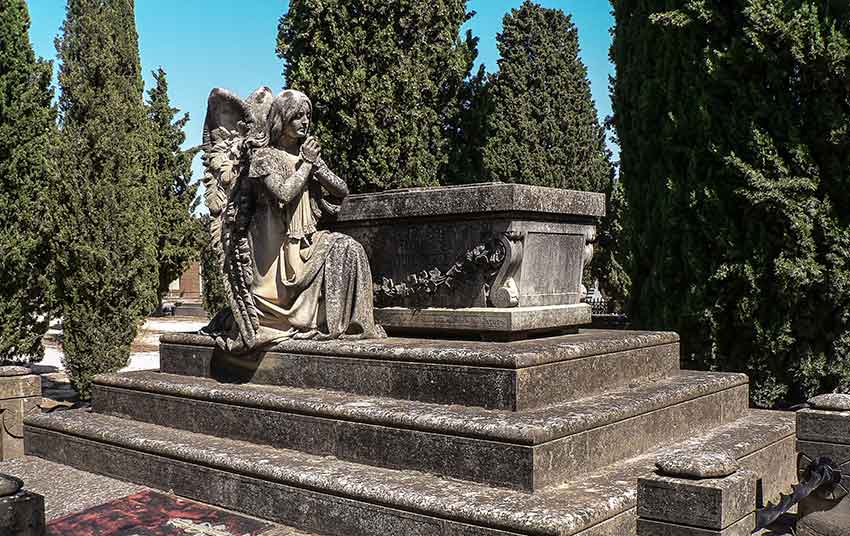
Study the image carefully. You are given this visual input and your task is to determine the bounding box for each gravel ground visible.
[0,456,148,521]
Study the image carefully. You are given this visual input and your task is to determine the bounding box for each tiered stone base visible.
[24,330,797,536]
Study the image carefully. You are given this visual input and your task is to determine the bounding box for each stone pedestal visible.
[0,369,41,461]
[331,183,604,339]
[637,469,757,535]
[0,491,45,536]
[796,395,850,518]
[23,329,800,536]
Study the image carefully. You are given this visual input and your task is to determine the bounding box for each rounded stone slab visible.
[0,473,24,496]
[809,393,850,411]
[655,449,740,479]
[0,366,31,377]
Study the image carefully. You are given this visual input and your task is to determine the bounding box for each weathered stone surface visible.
[162,339,680,411]
[515,343,679,411]
[334,182,606,222]
[738,434,797,506]
[0,491,45,535]
[0,375,40,462]
[94,370,745,446]
[160,329,680,368]
[159,343,213,378]
[23,409,793,536]
[636,514,754,536]
[374,304,591,339]
[161,330,681,410]
[201,88,384,352]
[326,183,604,335]
[638,470,755,529]
[797,494,850,536]
[809,394,850,411]
[655,450,740,479]
[91,370,746,490]
[0,375,40,399]
[0,367,30,377]
[0,456,147,521]
[797,409,850,444]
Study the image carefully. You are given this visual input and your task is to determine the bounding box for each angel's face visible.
[283,101,311,141]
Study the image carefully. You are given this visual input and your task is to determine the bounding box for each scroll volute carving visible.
[583,227,597,268]
[488,231,525,308]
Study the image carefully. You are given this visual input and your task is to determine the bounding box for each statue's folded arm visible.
[314,158,349,198]
[261,163,312,204]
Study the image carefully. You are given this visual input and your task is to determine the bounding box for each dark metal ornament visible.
[754,456,843,531]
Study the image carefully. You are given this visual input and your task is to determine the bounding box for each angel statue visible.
[200,87,385,352]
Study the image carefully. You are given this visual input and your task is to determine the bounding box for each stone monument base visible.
[24,330,798,536]
[375,303,591,340]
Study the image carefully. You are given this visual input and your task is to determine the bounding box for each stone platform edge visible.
[23,410,796,536]
[375,303,591,337]
[333,182,606,223]
[159,329,680,369]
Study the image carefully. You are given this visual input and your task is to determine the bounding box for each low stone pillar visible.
[637,450,756,535]
[0,367,41,461]
[796,393,850,528]
[0,474,45,536]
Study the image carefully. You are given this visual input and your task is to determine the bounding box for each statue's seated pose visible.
[201,87,385,352]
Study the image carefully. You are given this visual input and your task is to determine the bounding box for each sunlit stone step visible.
[90,369,747,491]
[160,329,680,410]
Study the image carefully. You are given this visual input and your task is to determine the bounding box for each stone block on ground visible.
[797,407,850,516]
[638,470,756,530]
[0,491,45,536]
[637,514,755,536]
[0,370,41,461]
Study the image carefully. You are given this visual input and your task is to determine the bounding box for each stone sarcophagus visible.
[330,182,605,339]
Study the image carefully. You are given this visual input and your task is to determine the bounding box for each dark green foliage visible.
[0,0,57,363]
[482,1,612,192]
[611,0,850,406]
[199,216,226,318]
[446,63,492,184]
[54,0,158,398]
[591,178,631,312]
[277,0,478,192]
[147,68,204,303]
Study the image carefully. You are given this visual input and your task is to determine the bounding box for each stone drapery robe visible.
[247,146,385,341]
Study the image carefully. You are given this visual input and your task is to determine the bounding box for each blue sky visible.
[27,1,615,180]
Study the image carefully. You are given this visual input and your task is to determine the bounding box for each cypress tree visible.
[199,216,226,318]
[54,0,158,397]
[483,1,625,303]
[147,67,204,303]
[276,0,478,192]
[611,0,850,406]
[482,1,612,192]
[0,0,57,363]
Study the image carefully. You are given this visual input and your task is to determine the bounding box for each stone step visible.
[24,409,796,536]
[160,329,680,410]
[90,370,748,491]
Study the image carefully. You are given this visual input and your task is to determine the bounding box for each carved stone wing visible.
[201,87,272,350]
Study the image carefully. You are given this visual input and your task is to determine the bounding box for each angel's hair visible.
[263,90,312,147]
